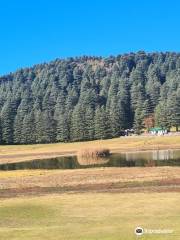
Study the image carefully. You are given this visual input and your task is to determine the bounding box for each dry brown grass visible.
[1,167,180,193]
[0,135,179,163]
[77,148,110,165]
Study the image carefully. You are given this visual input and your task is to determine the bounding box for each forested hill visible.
[0,51,180,144]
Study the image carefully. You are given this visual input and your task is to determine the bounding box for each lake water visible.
[0,149,180,170]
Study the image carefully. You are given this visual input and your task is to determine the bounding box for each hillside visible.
[0,51,180,144]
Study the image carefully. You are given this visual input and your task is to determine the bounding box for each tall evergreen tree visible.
[94,106,110,139]
[1,101,15,144]
[71,104,86,141]
[167,90,180,131]
[84,107,95,140]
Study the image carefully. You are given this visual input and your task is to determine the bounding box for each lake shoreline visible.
[0,135,180,164]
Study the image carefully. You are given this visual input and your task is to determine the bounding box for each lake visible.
[0,149,180,170]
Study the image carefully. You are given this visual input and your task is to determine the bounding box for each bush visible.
[77,148,110,165]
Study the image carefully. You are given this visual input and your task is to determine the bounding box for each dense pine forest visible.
[0,51,180,144]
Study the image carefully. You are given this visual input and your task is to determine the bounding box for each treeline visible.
[0,51,179,144]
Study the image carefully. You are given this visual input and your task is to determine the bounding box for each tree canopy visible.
[0,52,179,144]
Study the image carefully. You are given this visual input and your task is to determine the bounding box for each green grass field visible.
[0,192,180,240]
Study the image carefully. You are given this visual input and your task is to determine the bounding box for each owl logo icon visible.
[135,227,144,236]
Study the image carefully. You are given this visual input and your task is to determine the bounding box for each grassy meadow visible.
[0,135,180,239]
[0,167,180,193]
[0,135,180,163]
[0,193,180,240]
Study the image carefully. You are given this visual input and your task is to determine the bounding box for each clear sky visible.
[1,0,180,75]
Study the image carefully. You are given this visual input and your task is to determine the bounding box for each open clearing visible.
[0,135,180,239]
[0,192,180,240]
[0,135,180,163]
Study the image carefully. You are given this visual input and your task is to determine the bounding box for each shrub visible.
[77,148,110,165]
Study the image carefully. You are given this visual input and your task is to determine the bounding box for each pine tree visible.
[146,65,161,109]
[56,113,70,142]
[71,104,86,141]
[14,98,29,143]
[109,96,121,137]
[21,111,35,143]
[133,107,144,134]
[1,101,15,144]
[94,106,110,139]
[155,101,170,129]
[167,90,180,131]
[85,107,95,140]
[41,110,56,143]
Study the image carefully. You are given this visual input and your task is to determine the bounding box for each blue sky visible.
[0,0,180,75]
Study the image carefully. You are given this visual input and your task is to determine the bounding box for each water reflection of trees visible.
[152,150,174,160]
